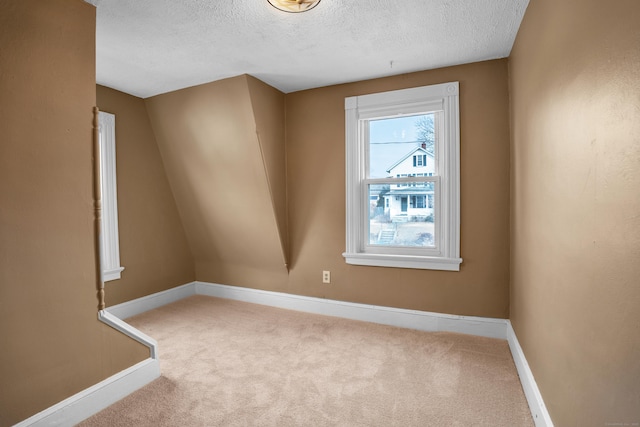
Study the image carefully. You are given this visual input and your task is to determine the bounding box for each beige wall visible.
[0,1,148,425]
[14,1,635,423]
[96,86,195,306]
[143,61,511,318]
[509,0,640,424]
[285,60,512,318]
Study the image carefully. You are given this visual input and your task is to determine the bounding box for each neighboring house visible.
[381,144,435,221]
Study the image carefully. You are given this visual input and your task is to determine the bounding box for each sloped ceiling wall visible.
[145,75,288,288]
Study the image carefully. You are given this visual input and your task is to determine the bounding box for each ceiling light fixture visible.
[267,0,321,13]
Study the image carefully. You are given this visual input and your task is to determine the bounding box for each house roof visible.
[386,146,433,173]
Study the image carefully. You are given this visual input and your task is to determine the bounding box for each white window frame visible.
[98,111,124,281]
[343,82,462,271]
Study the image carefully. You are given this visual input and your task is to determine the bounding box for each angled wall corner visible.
[245,75,289,268]
[144,75,288,288]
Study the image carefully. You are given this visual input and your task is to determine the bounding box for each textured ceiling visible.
[86,0,529,98]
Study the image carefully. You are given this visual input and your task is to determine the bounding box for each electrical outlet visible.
[322,270,331,284]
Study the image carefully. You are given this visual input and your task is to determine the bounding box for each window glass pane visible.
[368,113,436,179]
[368,183,435,248]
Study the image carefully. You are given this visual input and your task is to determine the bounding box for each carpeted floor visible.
[79,295,534,426]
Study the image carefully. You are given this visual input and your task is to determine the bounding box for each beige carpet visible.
[79,295,533,426]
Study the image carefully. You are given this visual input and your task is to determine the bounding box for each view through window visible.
[368,113,438,248]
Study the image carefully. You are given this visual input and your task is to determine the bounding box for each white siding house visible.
[382,145,435,221]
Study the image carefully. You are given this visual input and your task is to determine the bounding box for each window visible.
[98,111,124,281]
[343,82,462,271]
[411,195,426,209]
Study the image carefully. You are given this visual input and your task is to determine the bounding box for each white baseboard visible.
[104,280,508,339]
[14,358,159,427]
[106,282,196,319]
[15,299,167,426]
[99,310,159,359]
[196,282,552,425]
[23,281,550,426]
[195,281,508,339]
[507,321,554,427]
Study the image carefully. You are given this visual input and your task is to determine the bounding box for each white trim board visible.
[99,310,159,359]
[27,281,552,426]
[106,282,196,319]
[195,282,552,425]
[196,282,553,424]
[13,358,159,427]
[15,305,164,426]
[507,321,555,427]
[107,281,507,338]
[195,281,507,339]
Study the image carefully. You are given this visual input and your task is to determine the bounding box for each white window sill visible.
[103,266,125,282]
[343,252,462,271]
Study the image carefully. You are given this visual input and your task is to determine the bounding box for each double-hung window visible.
[343,82,462,271]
